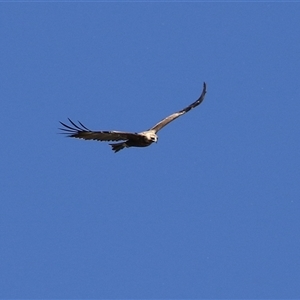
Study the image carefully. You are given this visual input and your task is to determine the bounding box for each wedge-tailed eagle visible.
[59,82,207,152]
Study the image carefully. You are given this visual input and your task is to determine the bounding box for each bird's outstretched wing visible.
[59,118,140,142]
[149,82,207,133]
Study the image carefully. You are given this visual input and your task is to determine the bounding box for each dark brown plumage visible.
[59,82,207,152]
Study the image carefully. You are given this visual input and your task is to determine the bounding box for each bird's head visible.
[143,131,158,143]
[150,134,158,143]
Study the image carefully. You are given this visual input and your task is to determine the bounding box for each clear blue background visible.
[1,2,299,298]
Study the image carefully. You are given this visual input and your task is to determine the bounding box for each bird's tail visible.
[109,142,127,153]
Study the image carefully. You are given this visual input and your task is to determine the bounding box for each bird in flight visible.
[59,82,207,153]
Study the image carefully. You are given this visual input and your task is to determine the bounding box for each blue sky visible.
[1,2,299,299]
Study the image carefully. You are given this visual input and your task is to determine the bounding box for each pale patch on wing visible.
[149,82,207,133]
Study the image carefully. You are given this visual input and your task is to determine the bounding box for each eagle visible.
[59,82,207,153]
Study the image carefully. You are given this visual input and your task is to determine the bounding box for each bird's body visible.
[59,82,206,152]
[109,131,157,152]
